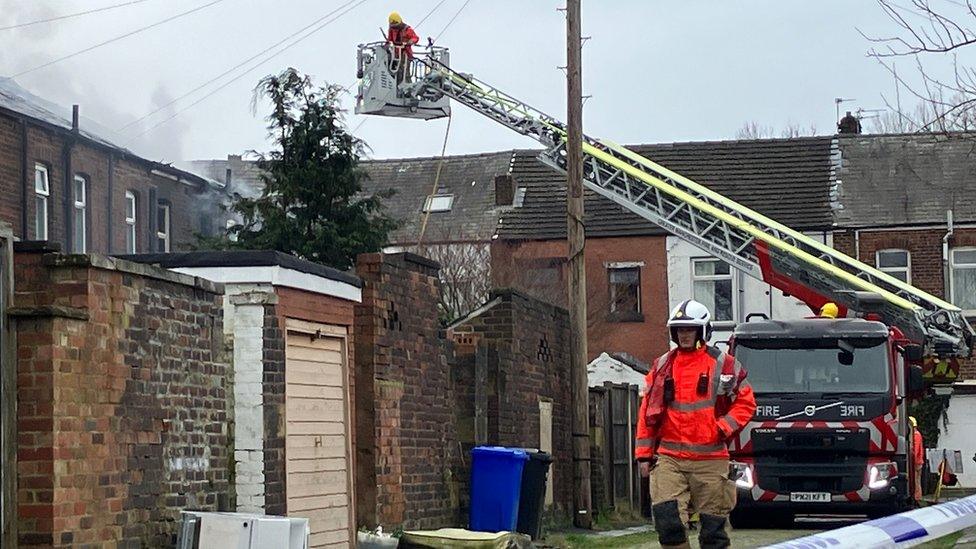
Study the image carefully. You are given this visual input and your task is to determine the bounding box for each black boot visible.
[699,513,731,549]
[652,500,689,548]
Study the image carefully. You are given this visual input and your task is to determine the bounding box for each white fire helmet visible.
[667,299,712,343]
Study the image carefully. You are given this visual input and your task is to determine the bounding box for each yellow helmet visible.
[909,416,918,428]
[389,11,402,25]
[819,302,839,319]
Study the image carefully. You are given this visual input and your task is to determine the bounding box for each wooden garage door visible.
[285,319,354,549]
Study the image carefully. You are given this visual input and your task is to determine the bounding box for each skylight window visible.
[424,194,454,212]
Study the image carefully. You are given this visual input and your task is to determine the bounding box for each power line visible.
[416,0,450,28]
[434,0,473,43]
[12,0,224,78]
[0,0,154,32]
[119,0,360,131]
[128,0,370,141]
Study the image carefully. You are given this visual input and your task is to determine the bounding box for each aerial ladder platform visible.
[355,42,975,358]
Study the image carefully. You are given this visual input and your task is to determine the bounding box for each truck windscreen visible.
[734,338,889,394]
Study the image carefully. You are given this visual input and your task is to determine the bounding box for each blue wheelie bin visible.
[469,447,529,532]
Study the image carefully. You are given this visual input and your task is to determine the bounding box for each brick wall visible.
[12,248,231,547]
[354,253,460,530]
[0,111,215,253]
[262,303,287,517]
[491,235,670,367]
[226,291,269,514]
[449,289,574,516]
[833,227,976,378]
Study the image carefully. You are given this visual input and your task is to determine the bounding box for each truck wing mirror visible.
[838,350,854,366]
[903,344,924,362]
[908,365,925,394]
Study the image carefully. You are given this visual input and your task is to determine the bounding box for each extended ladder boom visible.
[357,44,974,357]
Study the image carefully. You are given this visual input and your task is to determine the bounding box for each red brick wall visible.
[833,227,976,378]
[0,116,23,236]
[491,235,670,366]
[12,249,231,547]
[449,289,574,517]
[0,111,213,253]
[354,253,460,530]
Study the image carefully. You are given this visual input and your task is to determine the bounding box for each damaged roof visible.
[0,77,216,187]
[834,133,976,227]
[360,150,517,245]
[497,137,838,240]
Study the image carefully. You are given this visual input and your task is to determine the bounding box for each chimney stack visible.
[494,174,515,206]
[71,105,79,133]
[837,110,862,135]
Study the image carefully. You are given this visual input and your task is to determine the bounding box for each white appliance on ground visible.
[177,511,309,549]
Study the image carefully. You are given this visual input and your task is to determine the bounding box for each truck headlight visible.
[730,461,754,490]
[868,462,898,490]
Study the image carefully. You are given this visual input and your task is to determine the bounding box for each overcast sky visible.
[2,0,972,164]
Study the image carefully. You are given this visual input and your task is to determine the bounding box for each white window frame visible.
[156,202,170,252]
[423,194,454,213]
[950,247,976,314]
[691,257,736,325]
[876,248,911,284]
[72,175,87,253]
[124,191,137,254]
[34,163,49,240]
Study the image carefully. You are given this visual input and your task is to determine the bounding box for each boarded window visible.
[609,267,641,321]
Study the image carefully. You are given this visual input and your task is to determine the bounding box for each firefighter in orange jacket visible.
[636,299,756,549]
[910,416,924,502]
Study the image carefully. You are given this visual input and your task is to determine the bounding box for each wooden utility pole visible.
[566,0,592,529]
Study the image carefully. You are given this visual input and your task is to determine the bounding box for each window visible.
[423,194,454,212]
[124,191,137,254]
[692,258,734,323]
[877,249,911,283]
[608,266,641,321]
[951,248,976,313]
[72,175,87,253]
[156,202,170,252]
[33,164,49,240]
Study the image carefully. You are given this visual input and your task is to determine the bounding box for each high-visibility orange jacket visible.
[635,345,756,461]
[387,24,419,59]
[913,429,924,467]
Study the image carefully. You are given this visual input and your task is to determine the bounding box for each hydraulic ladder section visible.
[359,45,975,357]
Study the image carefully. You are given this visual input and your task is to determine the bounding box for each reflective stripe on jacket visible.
[635,345,756,461]
[387,24,419,58]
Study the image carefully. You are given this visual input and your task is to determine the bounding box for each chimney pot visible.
[71,105,79,132]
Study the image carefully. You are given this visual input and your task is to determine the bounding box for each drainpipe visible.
[107,154,115,254]
[943,209,954,298]
[63,105,79,251]
[854,229,861,263]
[19,118,28,238]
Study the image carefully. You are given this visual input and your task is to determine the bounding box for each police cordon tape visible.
[762,495,976,548]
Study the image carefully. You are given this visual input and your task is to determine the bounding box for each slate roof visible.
[498,137,837,240]
[359,150,516,245]
[834,133,976,227]
[0,77,214,187]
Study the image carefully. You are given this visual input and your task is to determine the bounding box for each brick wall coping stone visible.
[16,249,224,294]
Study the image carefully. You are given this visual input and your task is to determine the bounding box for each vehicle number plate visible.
[790,492,831,503]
